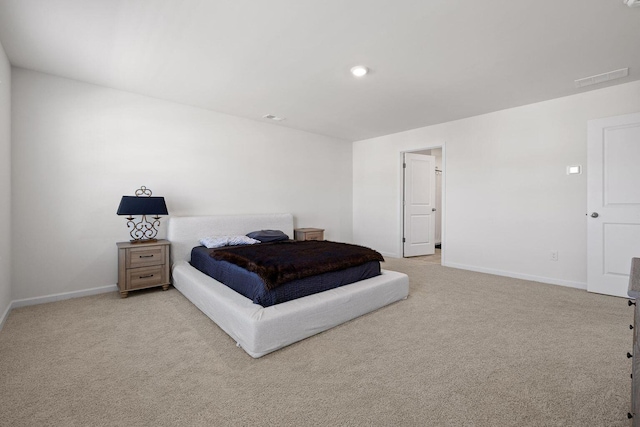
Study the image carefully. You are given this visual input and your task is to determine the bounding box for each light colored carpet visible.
[0,257,632,426]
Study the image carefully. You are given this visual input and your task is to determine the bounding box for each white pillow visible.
[200,235,260,249]
[227,235,260,246]
[199,236,229,248]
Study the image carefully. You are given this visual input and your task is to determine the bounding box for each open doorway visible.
[401,146,444,264]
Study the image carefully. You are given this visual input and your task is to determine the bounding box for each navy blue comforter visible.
[190,246,381,307]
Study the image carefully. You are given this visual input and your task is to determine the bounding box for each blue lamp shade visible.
[116,196,168,216]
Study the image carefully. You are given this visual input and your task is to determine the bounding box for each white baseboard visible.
[379,251,400,258]
[11,284,118,309]
[443,262,587,290]
[0,263,586,331]
[0,301,11,331]
[0,284,117,331]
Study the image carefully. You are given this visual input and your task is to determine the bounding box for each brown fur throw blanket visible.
[211,240,384,290]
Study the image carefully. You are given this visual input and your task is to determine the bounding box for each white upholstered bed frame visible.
[167,213,410,358]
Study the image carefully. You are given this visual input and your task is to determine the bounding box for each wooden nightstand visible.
[116,239,171,298]
[294,228,324,241]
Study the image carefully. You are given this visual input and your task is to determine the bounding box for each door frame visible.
[399,143,446,263]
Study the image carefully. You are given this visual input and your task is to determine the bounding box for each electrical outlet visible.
[550,250,558,261]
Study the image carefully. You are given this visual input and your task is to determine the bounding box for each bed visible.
[167,213,410,358]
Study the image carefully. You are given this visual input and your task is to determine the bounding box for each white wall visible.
[11,68,353,300]
[0,42,10,319]
[353,80,640,288]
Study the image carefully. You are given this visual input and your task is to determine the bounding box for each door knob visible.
[590,212,599,218]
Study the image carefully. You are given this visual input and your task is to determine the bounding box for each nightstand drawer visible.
[294,228,325,241]
[127,245,166,268]
[304,231,323,241]
[126,265,167,290]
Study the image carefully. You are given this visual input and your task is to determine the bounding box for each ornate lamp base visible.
[126,214,162,243]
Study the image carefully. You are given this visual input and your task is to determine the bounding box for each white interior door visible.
[403,153,436,257]
[587,112,640,297]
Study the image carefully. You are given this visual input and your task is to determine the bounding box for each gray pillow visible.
[246,229,289,243]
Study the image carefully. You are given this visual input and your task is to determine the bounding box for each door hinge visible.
[402,237,406,243]
[403,163,406,168]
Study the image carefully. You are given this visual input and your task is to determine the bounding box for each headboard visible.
[167,213,294,265]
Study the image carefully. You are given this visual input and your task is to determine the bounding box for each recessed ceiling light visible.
[350,66,369,77]
[263,114,285,121]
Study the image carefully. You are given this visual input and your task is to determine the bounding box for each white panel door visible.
[403,153,436,257]
[587,112,640,297]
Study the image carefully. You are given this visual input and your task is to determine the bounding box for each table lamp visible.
[116,186,168,243]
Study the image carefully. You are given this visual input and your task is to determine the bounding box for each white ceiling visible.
[0,0,638,141]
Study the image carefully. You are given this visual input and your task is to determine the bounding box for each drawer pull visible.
[628,352,633,359]
[630,300,636,306]
[139,274,154,279]
[139,255,154,258]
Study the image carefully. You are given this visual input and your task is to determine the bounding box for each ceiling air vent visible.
[574,68,629,88]
[262,114,285,121]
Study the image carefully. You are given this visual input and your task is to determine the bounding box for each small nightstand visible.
[116,239,171,298]
[294,228,324,241]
